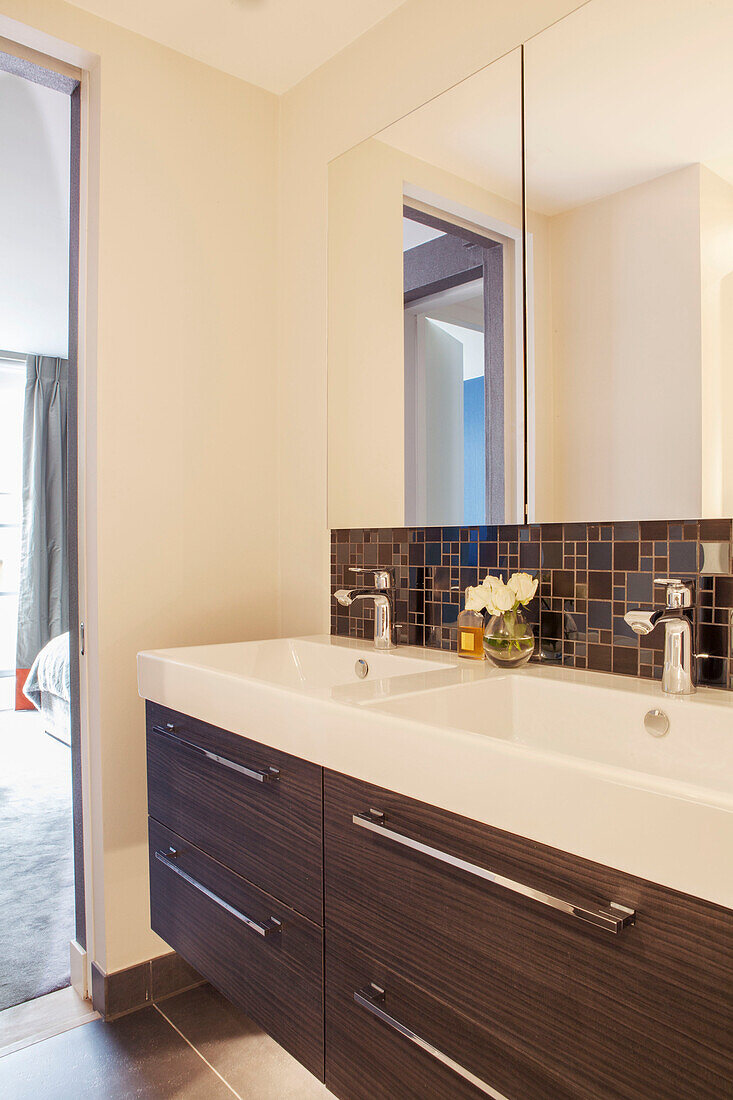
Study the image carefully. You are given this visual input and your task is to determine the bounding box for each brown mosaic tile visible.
[700,518,732,540]
[563,523,585,541]
[588,643,612,671]
[552,570,575,598]
[588,573,612,600]
[331,519,733,689]
[640,521,668,540]
[613,646,639,675]
[614,542,639,571]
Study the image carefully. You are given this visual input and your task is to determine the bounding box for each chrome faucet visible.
[334,567,395,650]
[624,578,696,695]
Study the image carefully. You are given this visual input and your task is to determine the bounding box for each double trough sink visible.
[138,633,733,910]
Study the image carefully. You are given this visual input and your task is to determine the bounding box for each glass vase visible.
[483,607,535,668]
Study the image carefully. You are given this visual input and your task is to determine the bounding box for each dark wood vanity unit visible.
[146,703,733,1099]
[146,703,324,1077]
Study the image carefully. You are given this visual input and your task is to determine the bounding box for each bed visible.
[22,631,71,746]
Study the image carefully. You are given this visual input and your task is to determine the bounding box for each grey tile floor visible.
[0,984,330,1099]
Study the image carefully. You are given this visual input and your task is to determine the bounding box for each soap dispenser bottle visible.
[457,590,485,660]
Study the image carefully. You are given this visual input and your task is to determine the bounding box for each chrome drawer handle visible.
[352,811,635,935]
[151,724,280,784]
[154,849,282,937]
[355,984,508,1099]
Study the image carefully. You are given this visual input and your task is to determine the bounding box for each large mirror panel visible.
[525,0,733,522]
[328,49,523,529]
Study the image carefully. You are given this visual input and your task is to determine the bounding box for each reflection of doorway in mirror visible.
[403,204,522,526]
[405,288,484,527]
[433,319,485,525]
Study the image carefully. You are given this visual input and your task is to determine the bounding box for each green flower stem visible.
[485,607,534,654]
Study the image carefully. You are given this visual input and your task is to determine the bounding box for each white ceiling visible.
[65,0,408,93]
[378,0,733,217]
[525,0,733,214]
[381,49,523,211]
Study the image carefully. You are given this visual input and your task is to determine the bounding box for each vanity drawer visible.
[325,934,579,1100]
[149,818,324,1079]
[324,770,733,1100]
[146,702,322,922]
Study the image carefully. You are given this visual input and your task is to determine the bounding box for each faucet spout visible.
[335,587,380,607]
[334,569,396,649]
[624,609,662,636]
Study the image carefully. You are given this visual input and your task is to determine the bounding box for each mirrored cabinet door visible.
[329,0,733,531]
[328,48,523,529]
[525,0,733,523]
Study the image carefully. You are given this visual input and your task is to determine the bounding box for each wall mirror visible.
[328,0,733,529]
[327,48,523,529]
[525,0,733,523]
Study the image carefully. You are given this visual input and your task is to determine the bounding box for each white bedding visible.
[23,632,70,706]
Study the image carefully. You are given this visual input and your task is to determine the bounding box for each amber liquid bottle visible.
[457,597,485,661]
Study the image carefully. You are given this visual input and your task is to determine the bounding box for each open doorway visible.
[403,203,524,526]
[0,47,84,1022]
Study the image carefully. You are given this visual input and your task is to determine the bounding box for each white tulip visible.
[479,574,504,607]
[508,572,538,605]
[464,585,487,612]
[487,582,516,614]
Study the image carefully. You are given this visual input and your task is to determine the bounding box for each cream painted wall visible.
[540,165,702,522]
[278,0,587,639]
[1,0,279,973]
[328,139,405,529]
[526,205,555,519]
[700,166,733,516]
[327,134,522,529]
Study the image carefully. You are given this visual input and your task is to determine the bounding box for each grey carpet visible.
[0,710,74,1011]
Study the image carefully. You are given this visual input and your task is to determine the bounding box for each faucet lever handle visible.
[349,566,393,590]
[654,577,694,609]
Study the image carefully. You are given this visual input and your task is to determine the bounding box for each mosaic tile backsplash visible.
[331,519,733,689]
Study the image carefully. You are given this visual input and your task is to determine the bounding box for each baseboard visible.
[91,951,204,1021]
[69,940,88,1000]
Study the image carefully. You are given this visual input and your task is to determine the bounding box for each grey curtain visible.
[16,355,68,672]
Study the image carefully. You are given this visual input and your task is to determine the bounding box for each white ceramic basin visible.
[366,667,733,798]
[138,634,455,696]
[138,636,733,909]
